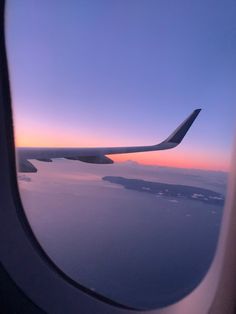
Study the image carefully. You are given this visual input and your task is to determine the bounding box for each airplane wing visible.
[16,109,201,172]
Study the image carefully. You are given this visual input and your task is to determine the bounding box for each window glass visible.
[6,0,236,309]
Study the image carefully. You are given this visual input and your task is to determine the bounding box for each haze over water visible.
[18,160,227,309]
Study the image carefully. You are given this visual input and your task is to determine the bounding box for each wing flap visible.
[17,159,37,173]
[66,155,114,164]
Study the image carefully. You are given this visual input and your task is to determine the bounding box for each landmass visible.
[102,176,225,206]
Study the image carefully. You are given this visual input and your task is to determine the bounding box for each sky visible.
[5,0,236,171]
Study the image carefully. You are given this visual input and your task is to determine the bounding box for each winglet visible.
[164,109,201,144]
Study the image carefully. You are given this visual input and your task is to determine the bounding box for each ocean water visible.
[18,159,227,309]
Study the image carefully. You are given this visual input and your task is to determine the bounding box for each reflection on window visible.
[6,0,235,309]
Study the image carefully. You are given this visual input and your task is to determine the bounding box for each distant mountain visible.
[103,176,225,206]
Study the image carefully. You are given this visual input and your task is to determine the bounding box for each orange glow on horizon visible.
[112,151,229,172]
[14,122,229,172]
[14,121,121,148]
[15,138,229,172]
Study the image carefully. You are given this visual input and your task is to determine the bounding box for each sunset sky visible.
[5,0,236,171]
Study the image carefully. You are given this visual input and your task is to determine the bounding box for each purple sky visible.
[5,0,236,170]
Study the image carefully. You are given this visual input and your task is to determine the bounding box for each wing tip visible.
[194,108,202,115]
[164,108,202,145]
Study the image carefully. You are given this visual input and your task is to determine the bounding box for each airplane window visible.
[5,0,236,310]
